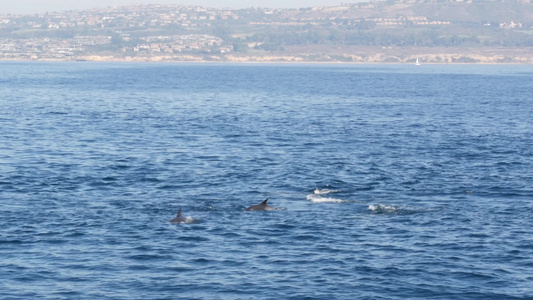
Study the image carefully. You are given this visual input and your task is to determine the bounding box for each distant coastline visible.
[1,1,532,64]
[2,46,531,64]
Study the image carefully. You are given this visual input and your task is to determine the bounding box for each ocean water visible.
[0,62,532,299]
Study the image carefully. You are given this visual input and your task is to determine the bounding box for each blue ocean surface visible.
[1,62,532,299]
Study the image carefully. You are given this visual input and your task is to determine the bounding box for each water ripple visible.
[1,63,532,300]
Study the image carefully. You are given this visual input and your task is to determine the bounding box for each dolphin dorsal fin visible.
[261,199,269,205]
[177,208,182,217]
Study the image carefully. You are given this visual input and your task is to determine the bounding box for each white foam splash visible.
[307,194,347,203]
[368,204,421,214]
[182,216,194,223]
[368,204,397,213]
[313,188,340,195]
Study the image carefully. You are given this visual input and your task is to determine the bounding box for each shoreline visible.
[1,56,532,64]
[1,58,531,65]
[2,47,531,64]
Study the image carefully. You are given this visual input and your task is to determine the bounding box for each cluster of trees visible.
[228,26,533,53]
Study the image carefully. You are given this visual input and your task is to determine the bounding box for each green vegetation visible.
[0,0,532,62]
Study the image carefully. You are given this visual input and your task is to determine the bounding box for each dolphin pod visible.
[170,198,278,223]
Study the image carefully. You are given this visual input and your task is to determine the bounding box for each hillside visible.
[0,0,532,63]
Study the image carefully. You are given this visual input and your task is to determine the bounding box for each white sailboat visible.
[415,57,421,65]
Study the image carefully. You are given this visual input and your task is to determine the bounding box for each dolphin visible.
[245,198,275,211]
[170,208,193,223]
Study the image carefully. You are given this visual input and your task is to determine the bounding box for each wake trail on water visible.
[368,204,438,215]
[306,188,366,203]
[307,194,348,203]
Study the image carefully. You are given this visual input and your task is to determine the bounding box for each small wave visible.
[307,194,348,203]
[268,207,287,211]
[46,111,68,115]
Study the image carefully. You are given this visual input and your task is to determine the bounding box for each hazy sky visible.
[0,0,359,15]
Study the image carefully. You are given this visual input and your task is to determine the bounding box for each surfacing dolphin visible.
[245,199,275,211]
[170,208,193,223]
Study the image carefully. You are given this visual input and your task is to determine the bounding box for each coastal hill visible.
[1,0,532,63]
